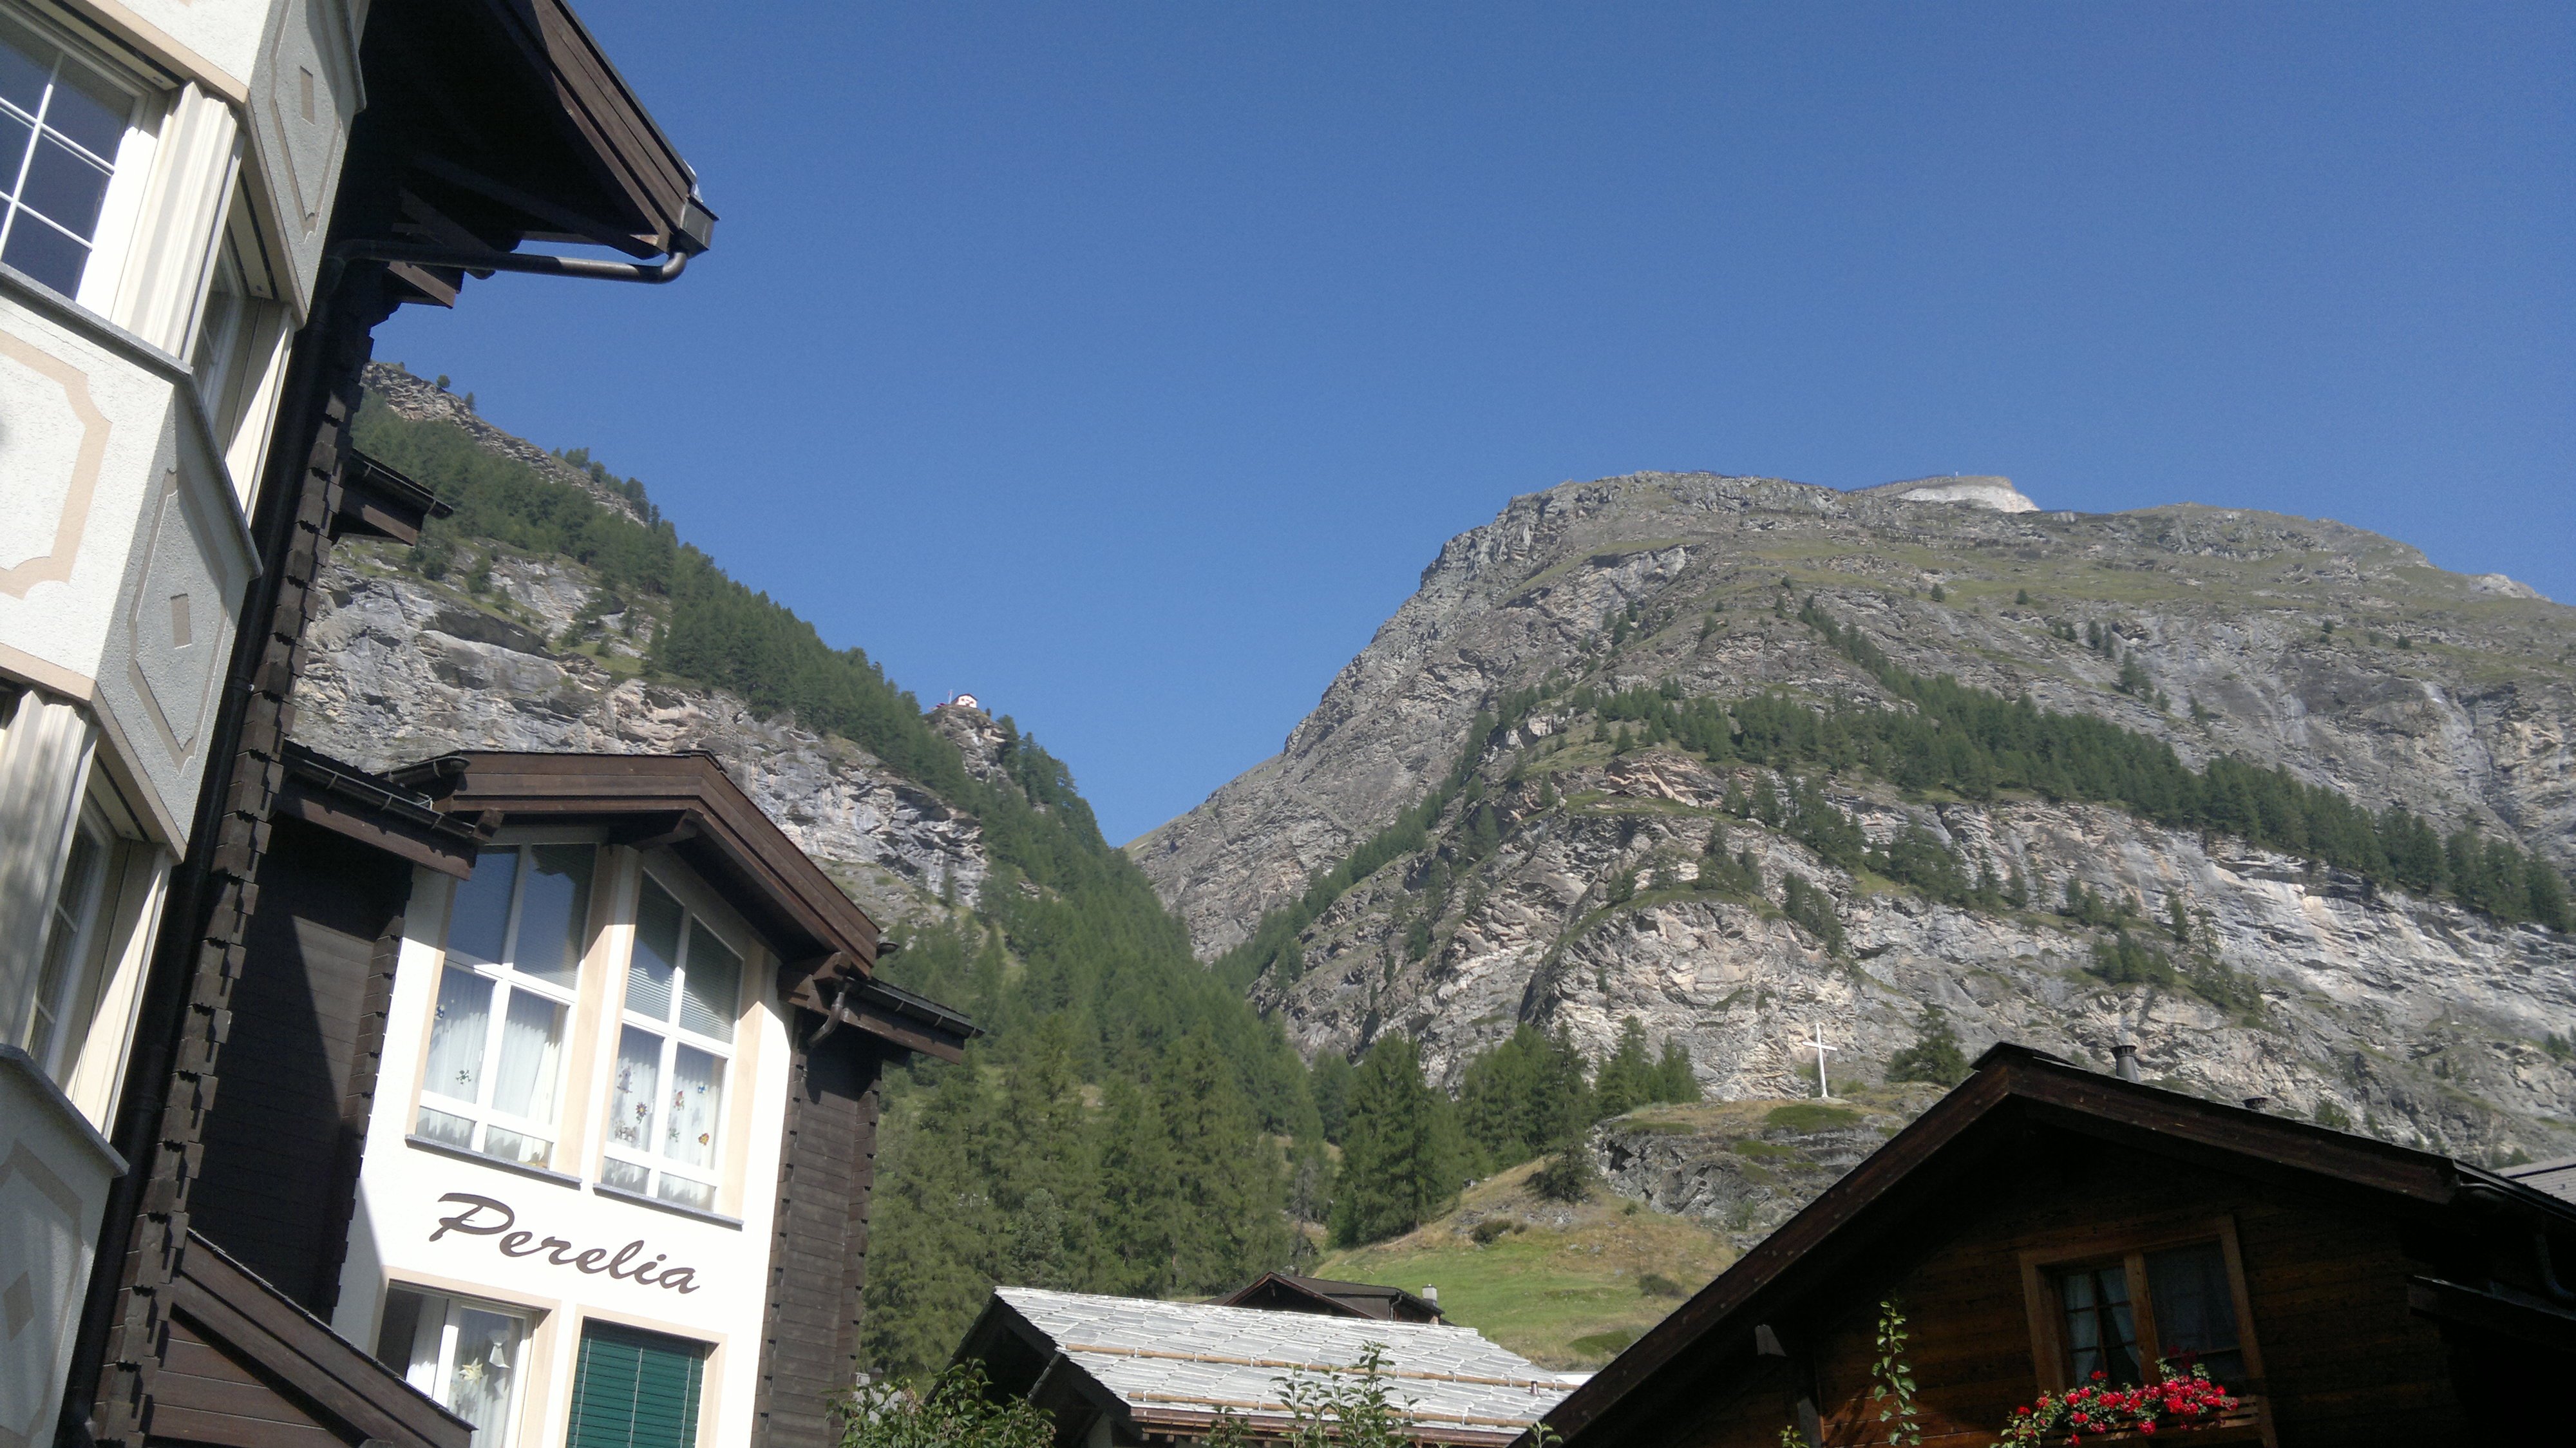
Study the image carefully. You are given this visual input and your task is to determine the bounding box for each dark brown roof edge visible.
[390,749,880,967]
[277,744,484,878]
[1542,1042,2569,1445]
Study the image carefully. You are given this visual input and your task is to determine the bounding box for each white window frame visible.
[417,843,595,1171]
[26,795,113,1079]
[381,1284,534,1448]
[0,7,161,311]
[598,868,744,1213]
[185,182,291,499]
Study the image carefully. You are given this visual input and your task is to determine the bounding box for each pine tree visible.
[860,1063,1006,1378]
[1310,1052,1354,1144]
[1653,1039,1701,1102]
[1594,1018,1657,1118]
[1886,1006,1971,1088]
[1332,1035,1466,1246]
[1093,1075,1180,1296]
[1153,1029,1291,1292]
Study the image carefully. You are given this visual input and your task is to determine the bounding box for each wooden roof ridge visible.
[1541,1041,2576,1445]
[1220,1271,1444,1320]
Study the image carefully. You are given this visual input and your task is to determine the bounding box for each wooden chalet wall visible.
[1669,1150,2465,1448]
[187,816,413,1316]
[752,1036,891,1448]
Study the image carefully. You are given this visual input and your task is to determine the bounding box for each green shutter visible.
[567,1322,706,1448]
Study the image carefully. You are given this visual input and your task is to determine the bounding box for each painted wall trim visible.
[0,1044,129,1175]
[40,0,252,104]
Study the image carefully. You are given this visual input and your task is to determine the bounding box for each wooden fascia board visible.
[272,782,478,879]
[478,0,694,254]
[172,1235,471,1448]
[828,998,967,1063]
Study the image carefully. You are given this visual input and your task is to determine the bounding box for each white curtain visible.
[424,967,493,1103]
[445,1305,524,1448]
[608,1026,661,1152]
[665,1045,723,1169]
[489,990,563,1125]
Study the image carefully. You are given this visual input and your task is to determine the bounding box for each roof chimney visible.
[1423,1285,1438,1305]
[2112,1042,2141,1083]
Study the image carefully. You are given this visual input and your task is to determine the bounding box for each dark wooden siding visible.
[189,817,412,1315]
[1671,1150,2466,1448]
[752,1036,886,1448]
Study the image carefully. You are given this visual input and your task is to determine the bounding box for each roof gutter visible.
[327,238,693,285]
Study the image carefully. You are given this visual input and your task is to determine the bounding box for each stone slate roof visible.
[992,1287,1574,1444]
[2503,1154,2576,1205]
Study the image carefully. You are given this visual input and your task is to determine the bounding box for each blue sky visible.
[379,2,2573,846]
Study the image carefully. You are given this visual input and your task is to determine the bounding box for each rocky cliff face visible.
[292,408,996,929]
[1132,473,2576,1163]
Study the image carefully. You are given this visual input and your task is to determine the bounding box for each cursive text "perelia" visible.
[428,1192,702,1293]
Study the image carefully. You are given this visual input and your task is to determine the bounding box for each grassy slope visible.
[1314,1159,1736,1369]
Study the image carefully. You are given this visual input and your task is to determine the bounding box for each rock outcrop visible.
[290,541,989,928]
[1132,472,2576,1164]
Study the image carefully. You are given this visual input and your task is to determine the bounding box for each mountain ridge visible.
[1129,470,2576,1164]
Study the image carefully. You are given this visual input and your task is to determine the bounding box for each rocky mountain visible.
[1132,473,2576,1164]
[290,367,992,928]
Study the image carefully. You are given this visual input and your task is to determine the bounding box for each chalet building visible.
[958,1288,1573,1448]
[1541,1043,2576,1448]
[1218,1273,1445,1323]
[149,745,971,1448]
[2,3,711,1445]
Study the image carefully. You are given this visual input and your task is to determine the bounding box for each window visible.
[189,189,289,492]
[2027,1230,2259,1394]
[600,875,741,1213]
[376,1287,533,1448]
[566,1321,706,1448]
[0,17,136,298]
[419,844,594,1170]
[24,799,112,1081]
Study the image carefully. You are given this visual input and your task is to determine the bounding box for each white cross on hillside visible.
[1801,1024,1838,1099]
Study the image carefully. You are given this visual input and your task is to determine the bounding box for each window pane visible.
[627,878,681,1022]
[2,109,32,187]
[413,1105,475,1150]
[446,1305,527,1448]
[489,989,565,1125]
[2145,1242,2246,1382]
[3,213,85,293]
[424,967,494,1103]
[598,1157,649,1194]
[19,135,107,236]
[448,849,518,966]
[516,844,592,986]
[41,59,126,158]
[28,820,105,1067]
[607,1026,662,1153]
[654,1174,715,1213]
[0,32,47,116]
[482,1127,552,1168]
[664,1045,723,1169]
[372,1287,426,1372]
[677,925,739,1042]
[2060,1265,2141,1386]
